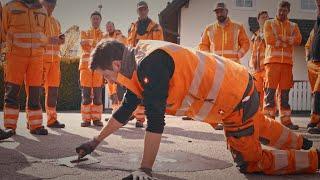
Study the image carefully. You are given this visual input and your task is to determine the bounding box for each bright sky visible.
[1,0,170,34]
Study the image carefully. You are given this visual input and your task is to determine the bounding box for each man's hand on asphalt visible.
[122,168,157,180]
[76,138,100,159]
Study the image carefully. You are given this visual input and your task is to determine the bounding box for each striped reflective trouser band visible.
[26,109,43,128]
[225,126,254,138]
[272,126,300,149]
[175,52,226,121]
[81,104,91,121]
[271,150,314,174]
[4,107,20,127]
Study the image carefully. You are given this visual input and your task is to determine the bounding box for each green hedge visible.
[0,58,82,111]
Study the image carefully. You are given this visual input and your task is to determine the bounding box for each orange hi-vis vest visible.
[80,28,103,70]
[264,18,302,65]
[117,40,249,123]
[2,1,49,57]
[127,19,164,47]
[199,18,250,63]
[43,15,61,63]
[249,29,266,72]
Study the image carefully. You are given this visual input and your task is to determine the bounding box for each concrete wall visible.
[180,0,317,80]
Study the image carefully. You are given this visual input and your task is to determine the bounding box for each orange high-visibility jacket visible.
[305,29,314,57]
[2,1,50,57]
[0,2,3,53]
[249,29,266,72]
[127,19,164,47]
[264,18,302,65]
[79,28,103,70]
[117,40,249,123]
[198,18,250,63]
[104,30,127,45]
[44,15,61,63]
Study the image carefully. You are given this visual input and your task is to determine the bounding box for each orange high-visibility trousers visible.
[43,61,61,125]
[80,66,103,122]
[4,54,44,130]
[308,61,320,127]
[252,71,265,109]
[264,63,293,125]
[224,100,318,174]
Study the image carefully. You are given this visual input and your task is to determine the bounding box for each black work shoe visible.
[135,121,144,128]
[307,123,318,129]
[0,129,15,140]
[302,137,313,150]
[47,121,65,128]
[214,124,224,130]
[30,126,48,135]
[308,127,320,134]
[105,117,110,122]
[285,124,299,130]
[81,122,91,127]
[182,116,193,120]
[93,120,103,127]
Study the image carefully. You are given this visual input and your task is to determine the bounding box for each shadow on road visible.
[113,127,175,144]
[11,129,123,159]
[163,126,225,142]
[0,146,38,179]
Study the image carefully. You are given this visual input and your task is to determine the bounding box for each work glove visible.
[122,168,157,180]
[76,138,100,159]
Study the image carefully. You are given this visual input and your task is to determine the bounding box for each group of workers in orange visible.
[75,0,320,179]
[1,0,320,179]
[0,0,163,137]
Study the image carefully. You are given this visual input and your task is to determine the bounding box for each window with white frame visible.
[301,0,316,10]
[235,0,253,8]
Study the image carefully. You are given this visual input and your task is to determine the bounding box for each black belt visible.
[225,126,254,138]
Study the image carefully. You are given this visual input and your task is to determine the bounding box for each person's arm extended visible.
[76,90,140,157]
[137,49,174,170]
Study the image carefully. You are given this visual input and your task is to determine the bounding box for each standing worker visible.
[77,40,319,178]
[199,2,250,63]
[305,0,320,134]
[249,11,269,109]
[198,2,250,130]
[79,11,104,127]
[104,21,127,120]
[127,1,164,128]
[2,0,56,135]
[40,0,65,128]
[264,1,302,130]
[0,0,15,141]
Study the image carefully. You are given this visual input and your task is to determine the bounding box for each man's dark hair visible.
[91,11,102,19]
[90,40,125,71]
[257,11,268,20]
[278,1,291,11]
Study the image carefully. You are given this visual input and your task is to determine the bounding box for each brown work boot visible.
[93,120,103,127]
[135,121,144,128]
[81,121,91,127]
[30,126,48,135]
[47,121,65,128]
